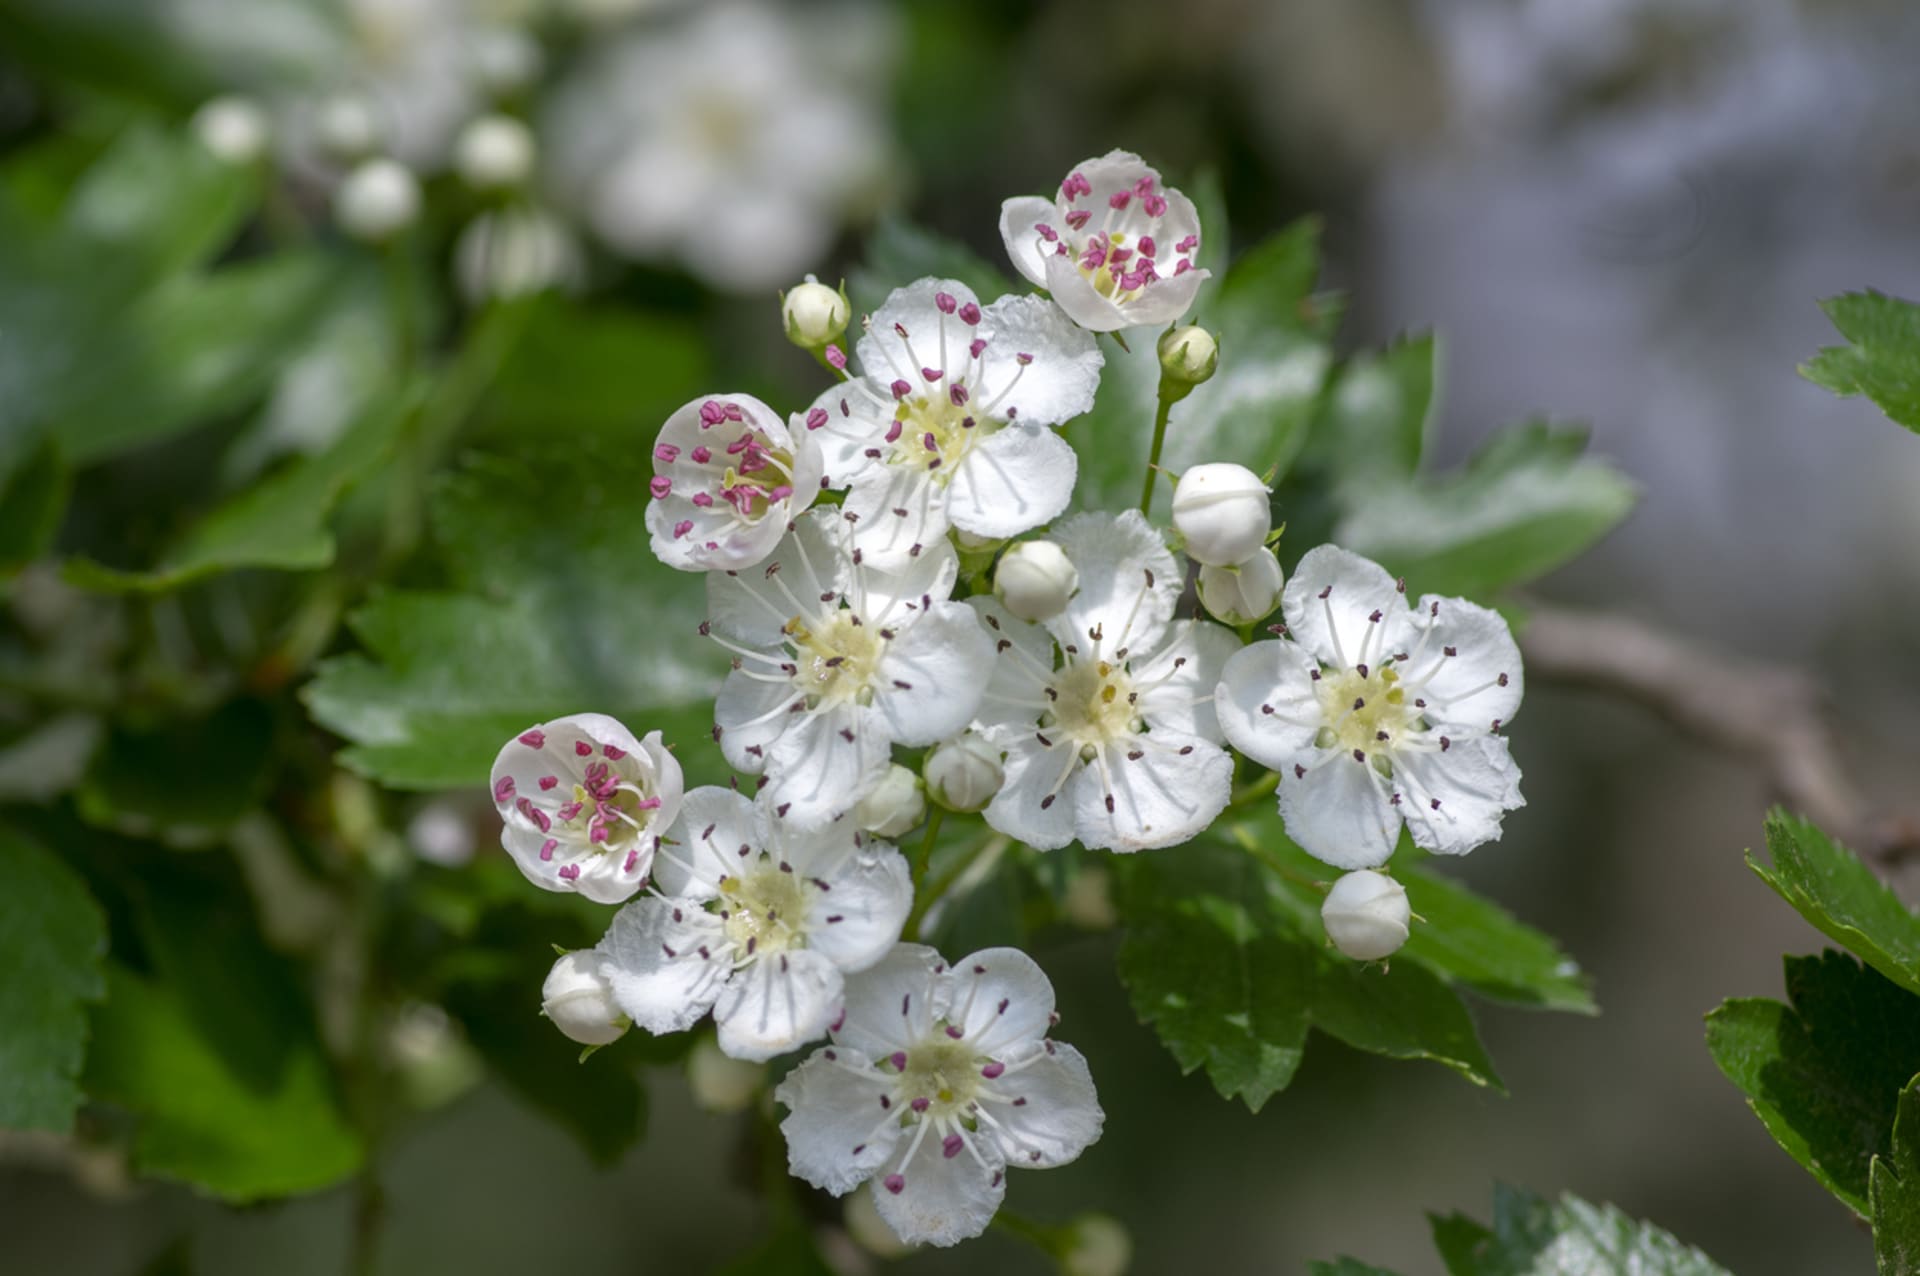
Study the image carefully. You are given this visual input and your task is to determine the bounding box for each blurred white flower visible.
[192,95,272,163]
[334,157,421,239]
[453,113,535,190]
[454,205,583,303]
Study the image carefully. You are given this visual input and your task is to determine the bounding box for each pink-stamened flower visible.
[775,944,1103,1248]
[998,150,1210,332]
[490,713,684,904]
[647,393,826,572]
[806,277,1102,567]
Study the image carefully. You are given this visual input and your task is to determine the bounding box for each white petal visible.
[1041,251,1129,333]
[706,509,853,646]
[803,842,913,973]
[763,703,892,829]
[775,1050,900,1195]
[873,1124,1007,1248]
[946,424,1077,541]
[1281,545,1410,671]
[1048,510,1179,658]
[1071,734,1232,853]
[715,947,844,1062]
[601,898,728,1034]
[856,278,981,386]
[978,1041,1103,1169]
[1397,735,1524,857]
[981,734,1079,852]
[647,392,821,572]
[832,943,946,1060]
[658,785,757,899]
[1278,752,1402,870]
[1402,595,1525,730]
[1131,620,1241,742]
[855,532,960,622]
[997,195,1058,288]
[965,597,1057,732]
[1215,639,1323,770]
[871,602,994,747]
[807,382,887,491]
[843,463,949,568]
[973,295,1102,427]
[943,947,1056,1057]
[713,664,799,776]
[1113,260,1207,328]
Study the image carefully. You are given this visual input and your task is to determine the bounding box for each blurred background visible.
[3,0,1920,1272]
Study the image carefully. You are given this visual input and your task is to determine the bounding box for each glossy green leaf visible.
[1802,291,1920,433]
[715,1220,837,1275]
[476,298,713,440]
[1310,1261,1405,1276]
[1873,1076,1920,1276]
[1749,811,1920,998]
[0,438,69,576]
[0,829,107,1131]
[63,122,261,286]
[1308,333,1438,480]
[1430,1184,1730,1275]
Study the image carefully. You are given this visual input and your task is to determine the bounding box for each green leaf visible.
[63,122,261,286]
[72,698,275,844]
[715,1220,837,1275]
[848,215,1017,320]
[1873,1076,1920,1276]
[1749,811,1920,998]
[1430,1183,1731,1275]
[476,298,712,440]
[304,449,727,790]
[1335,420,1637,596]
[1802,291,1920,433]
[1310,1261,1405,1276]
[1308,333,1438,480]
[0,437,69,576]
[0,829,107,1131]
[1706,951,1920,1216]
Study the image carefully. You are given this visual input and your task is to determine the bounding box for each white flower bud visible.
[469,27,543,96]
[686,1034,763,1113]
[454,114,535,190]
[315,95,381,160]
[845,1182,915,1257]
[1198,546,1284,625]
[406,800,476,867]
[1321,869,1411,961]
[923,732,1003,813]
[191,96,270,164]
[1060,865,1117,931]
[334,158,420,241]
[993,539,1079,623]
[853,763,925,838]
[1157,324,1218,386]
[455,207,582,304]
[541,950,629,1046]
[1063,1214,1133,1276]
[782,277,851,350]
[1171,462,1271,567]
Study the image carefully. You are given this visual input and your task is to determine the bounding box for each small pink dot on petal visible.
[539,775,558,790]
[575,741,593,757]
[493,777,515,802]
[539,839,557,861]
[518,730,546,748]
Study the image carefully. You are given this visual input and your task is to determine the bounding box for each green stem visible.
[1139,390,1175,516]
[906,832,1005,941]
[911,808,946,898]
[1230,769,1280,809]
[991,1209,1066,1256]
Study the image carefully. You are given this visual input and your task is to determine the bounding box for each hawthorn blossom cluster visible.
[484,150,1528,1248]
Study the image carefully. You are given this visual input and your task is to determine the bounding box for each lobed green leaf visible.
[1748,810,1920,998]
[1429,1183,1731,1275]
[0,829,107,1132]
[1801,291,1920,434]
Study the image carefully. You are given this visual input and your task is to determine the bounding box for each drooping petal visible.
[763,702,892,829]
[871,1123,1008,1249]
[972,295,1102,427]
[965,597,1058,732]
[946,424,1077,541]
[706,510,852,646]
[658,785,757,899]
[1277,751,1402,870]
[997,195,1059,288]
[833,943,945,1060]
[1131,619,1241,742]
[601,898,729,1034]
[1401,595,1525,730]
[871,601,994,747]
[1215,640,1324,770]
[1048,510,1179,659]
[976,1041,1104,1169]
[715,946,845,1062]
[1396,735,1525,857]
[1280,545,1409,672]
[980,734,1079,852]
[775,1051,901,1195]
[803,843,913,973]
[713,664,801,776]
[943,947,1056,1058]
[1071,734,1232,853]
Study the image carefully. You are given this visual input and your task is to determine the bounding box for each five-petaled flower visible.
[969,511,1240,852]
[1214,545,1526,869]
[998,150,1209,332]
[648,393,826,572]
[775,944,1103,1248]
[600,787,911,1061]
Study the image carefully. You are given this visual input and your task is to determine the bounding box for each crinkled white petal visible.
[1072,733,1232,853]
[946,424,1077,541]
[832,943,946,1060]
[1281,545,1409,671]
[855,278,980,384]
[601,898,728,1034]
[997,194,1057,288]
[763,703,891,829]
[658,786,757,899]
[1214,639,1324,770]
[973,295,1102,427]
[1047,510,1179,658]
[944,947,1055,1058]
[855,532,960,624]
[1131,619,1241,742]
[871,1124,1007,1249]
[978,1041,1104,1169]
[715,946,844,1062]
[870,602,994,747]
[841,462,948,566]
[802,842,913,973]
[1397,735,1524,857]
[1278,752,1402,870]
[965,597,1058,732]
[776,1051,900,1195]
[807,382,887,491]
[706,510,853,646]
[981,734,1079,852]
[1403,595,1525,730]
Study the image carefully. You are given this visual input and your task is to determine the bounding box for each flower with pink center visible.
[998,150,1210,333]
[489,713,684,904]
[807,277,1102,566]
[775,944,1103,1248]
[647,393,826,572]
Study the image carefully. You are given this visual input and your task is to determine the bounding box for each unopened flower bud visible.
[686,1034,763,1113]
[455,207,582,304]
[783,277,851,351]
[1157,324,1218,386]
[1321,869,1411,961]
[454,114,535,190]
[315,95,380,160]
[845,1182,915,1257]
[1171,462,1271,567]
[470,26,543,96]
[541,950,629,1046]
[1062,1214,1133,1276]
[993,539,1078,623]
[335,158,420,241]
[853,763,925,838]
[192,96,270,164]
[1198,546,1284,625]
[923,732,1003,813]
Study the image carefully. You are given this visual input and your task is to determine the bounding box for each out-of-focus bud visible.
[454,207,582,304]
[1197,546,1284,625]
[1157,324,1218,388]
[854,763,926,839]
[845,1183,915,1258]
[1321,869,1411,961]
[923,732,1003,813]
[1060,865,1118,931]
[686,1034,763,1113]
[335,158,420,241]
[1171,462,1271,567]
[470,26,544,96]
[1062,1214,1133,1276]
[993,539,1078,623]
[454,114,535,190]
[541,950,629,1046]
[783,276,851,351]
[315,95,381,160]
[406,800,477,867]
[192,96,271,164]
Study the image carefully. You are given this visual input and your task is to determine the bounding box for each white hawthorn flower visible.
[1197,547,1285,626]
[600,787,911,1062]
[647,394,826,573]
[705,510,994,828]
[1320,869,1411,961]
[970,511,1239,852]
[1215,545,1526,869]
[453,113,535,190]
[1171,462,1272,567]
[192,95,271,163]
[999,150,1210,333]
[775,944,1104,1248]
[489,712,683,904]
[541,950,629,1046]
[809,278,1102,566]
[454,205,583,305]
[334,158,421,240]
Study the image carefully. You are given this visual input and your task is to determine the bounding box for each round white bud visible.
[686,1034,763,1113]
[1321,869,1411,961]
[782,277,850,350]
[454,114,535,190]
[191,96,271,164]
[1062,1214,1133,1276]
[853,763,926,839]
[1157,324,1218,386]
[469,27,543,95]
[334,158,420,241]
[1171,462,1271,567]
[1198,546,1285,625]
[454,207,581,304]
[923,733,1004,813]
[315,95,381,160]
[540,950,628,1046]
[845,1182,915,1257]
[993,539,1079,623]
[406,800,476,867]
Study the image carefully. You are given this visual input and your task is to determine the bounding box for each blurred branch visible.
[1519,603,1920,862]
